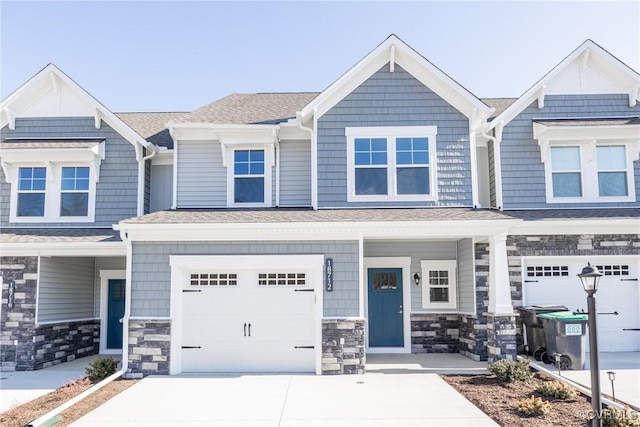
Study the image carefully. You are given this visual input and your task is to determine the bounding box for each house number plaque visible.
[7,280,15,309]
[325,258,333,292]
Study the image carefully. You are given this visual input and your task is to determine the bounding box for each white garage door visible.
[523,257,640,352]
[177,257,319,374]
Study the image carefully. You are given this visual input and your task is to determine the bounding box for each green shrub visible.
[601,406,640,427]
[536,380,578,399]
[517,396,551,416]
[85,356,118,381]
[488,360,533,383]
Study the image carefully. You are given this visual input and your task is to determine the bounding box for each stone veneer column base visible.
[321,318,365,375]
[32,320,99,370]
[486,314,518,364]
[459,314,488,361]
[410,314,460,353]
[126,319,171,378]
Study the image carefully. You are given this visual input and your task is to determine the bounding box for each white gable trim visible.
[299,35,492,127]
[489,40,640,132]
[0,64,152,154]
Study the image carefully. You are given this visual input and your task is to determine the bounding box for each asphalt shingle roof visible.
[0,228,122,244]
[116,112,187,149]
[171,93,320,125]
[483,98,517,120]
[119,208,517,225]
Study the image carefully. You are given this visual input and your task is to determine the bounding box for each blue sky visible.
[1,1,638,112]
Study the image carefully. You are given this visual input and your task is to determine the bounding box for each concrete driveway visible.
[71,373,498,426]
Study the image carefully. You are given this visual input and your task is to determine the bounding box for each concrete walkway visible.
[0,355,118,413]
[72,373,498,426]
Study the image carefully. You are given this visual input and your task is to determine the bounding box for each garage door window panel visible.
[258,272,306,286]
[190,273,238,286]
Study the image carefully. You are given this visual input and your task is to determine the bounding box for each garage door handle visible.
[248,323,251,337]
[244,323,247,336]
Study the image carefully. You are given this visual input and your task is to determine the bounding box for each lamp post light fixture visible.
[578,263,603,427]
[606,371,616,403]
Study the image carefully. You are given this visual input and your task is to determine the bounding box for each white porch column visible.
[488,232,514,314]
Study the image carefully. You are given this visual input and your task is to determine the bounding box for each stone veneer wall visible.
[457,243,490,361]
[1,257,38,371]
[507,234,640,352]
[486,314,518,363]
[410,314,459,353]
[127,319,171,378]
[31,320,99,370]
[321,318,365,375]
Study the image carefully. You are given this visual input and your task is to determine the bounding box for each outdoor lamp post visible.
[578,263,603,427]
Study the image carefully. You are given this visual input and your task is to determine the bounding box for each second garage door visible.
[523,256,640,352]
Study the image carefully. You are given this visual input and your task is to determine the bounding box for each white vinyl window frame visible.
[8,163,98,223]
[3,143,104,223]
[222,144,274,208]
[345,126,438,202]
[421,260,458,310]
[541,141,636,204]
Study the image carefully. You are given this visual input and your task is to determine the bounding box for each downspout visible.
[482,122,504,210]
[275,140,280,207]
[27,230,133,426]
[137,143,157,216]
[296,111,317,209]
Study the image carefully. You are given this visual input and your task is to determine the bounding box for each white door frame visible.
[99,270,126,354]
[363,257,412,353]
[169,254,324,375]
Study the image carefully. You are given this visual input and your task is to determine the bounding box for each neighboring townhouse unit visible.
[1,35,638,376]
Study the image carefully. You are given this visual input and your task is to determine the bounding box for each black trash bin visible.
[517,305,567,359]
[537,311,588,370]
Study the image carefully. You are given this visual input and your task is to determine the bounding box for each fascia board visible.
[0,242,125,257]
[510,218,640,235]
[300,36,490,122]
[489,40,640,132]
[115,219,522,241]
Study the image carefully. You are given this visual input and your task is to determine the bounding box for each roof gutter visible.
[296,111,318,209]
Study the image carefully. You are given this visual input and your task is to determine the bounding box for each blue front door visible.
[367,268,403,347]
[107,279,125,349]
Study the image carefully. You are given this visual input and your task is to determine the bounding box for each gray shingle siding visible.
[0,117,140,227]
[317,65,472,208]
[500,94,640,209]
[131,240,359,318]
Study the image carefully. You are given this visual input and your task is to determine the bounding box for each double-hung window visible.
[233,150,265,203]
[534,120,638,204]
[17,167,47,217]
[346,126,437,202]
[545,143,635,203]
[421,260,457,310]
[3,141,104,223]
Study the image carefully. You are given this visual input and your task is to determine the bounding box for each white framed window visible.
[222,143,274,208]
[2,141,104,223]
[421,260,457,310]
[543,143,635,203]
[9,163,98,222]
[346,126,437,202]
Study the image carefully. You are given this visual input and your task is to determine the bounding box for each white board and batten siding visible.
[38,257,95,323]
[523,256,640,352]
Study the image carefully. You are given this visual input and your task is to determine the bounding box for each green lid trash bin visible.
[536,311,588,370]
[517,305,568,359]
